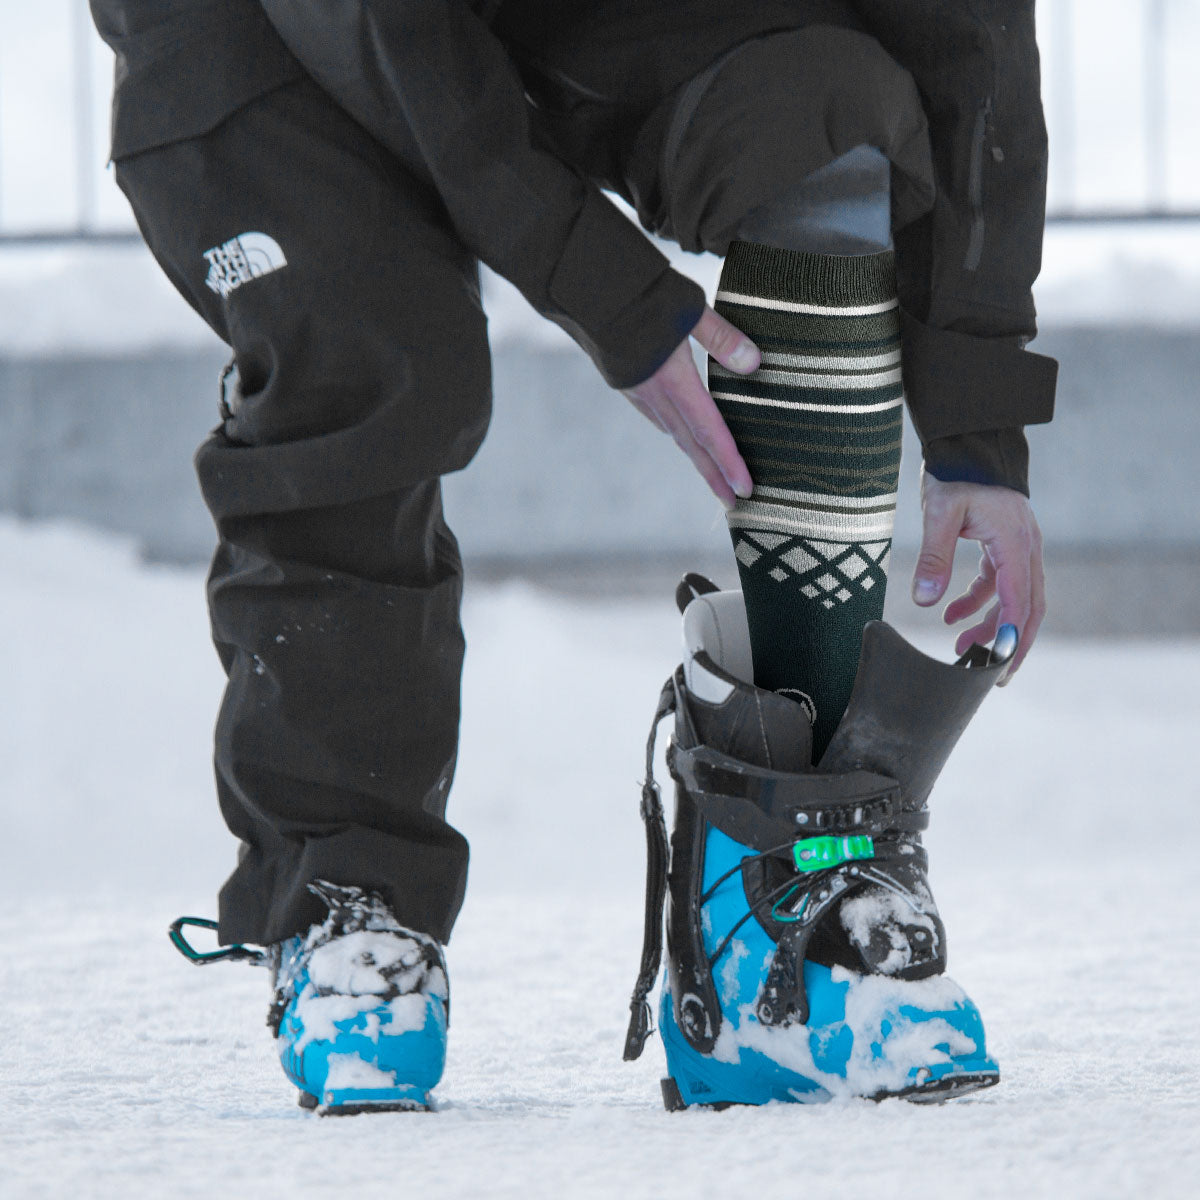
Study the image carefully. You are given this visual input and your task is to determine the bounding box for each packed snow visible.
[703,963,981,1102]
[289,928,449,1053]
[323,1054,399,1092]
[1,515,1198,1199]
[304,931,443,1001]
[838,886,940,976]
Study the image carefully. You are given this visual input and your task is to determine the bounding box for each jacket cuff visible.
[923,429,1032,497]
[900,309,1057,443]
[547,190,707,388]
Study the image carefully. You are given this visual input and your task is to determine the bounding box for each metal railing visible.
[0,0,1197,244]
[0,0,139,244]
[1040,0,1199,221]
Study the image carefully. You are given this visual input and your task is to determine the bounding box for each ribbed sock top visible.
[719,240,897,308]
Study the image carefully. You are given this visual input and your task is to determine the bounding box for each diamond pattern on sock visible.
[783,545,820,574]
[733,532,892,607]
[839,552,869,580]
[735,540,762,568]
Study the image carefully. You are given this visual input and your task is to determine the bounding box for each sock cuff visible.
[720,240,896,308]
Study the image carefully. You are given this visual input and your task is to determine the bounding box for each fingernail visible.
[720,494,737,512]
[993,623,1019,663]
[729,343,758,373]
[912,578,940,604]
[732,479,753,500]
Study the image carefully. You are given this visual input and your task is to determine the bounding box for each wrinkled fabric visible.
[93,2,1059,946]
[92,0,1056,472]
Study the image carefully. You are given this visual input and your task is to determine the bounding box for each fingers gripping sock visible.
[710,241,903,757]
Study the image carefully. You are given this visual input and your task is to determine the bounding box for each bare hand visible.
[912,473,1046,681]
[622,306,758,507]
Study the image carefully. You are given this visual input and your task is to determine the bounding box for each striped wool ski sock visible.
[709,240,903,759]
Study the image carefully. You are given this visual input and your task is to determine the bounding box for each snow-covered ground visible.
[2,516,1198,1199]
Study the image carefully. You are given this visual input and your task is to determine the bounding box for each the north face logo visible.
[203,232,287,298]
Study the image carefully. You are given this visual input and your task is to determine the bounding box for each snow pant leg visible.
[112,77,490,947]
[618,24,934,255]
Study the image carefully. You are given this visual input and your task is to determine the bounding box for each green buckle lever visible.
[792,834,875,873]
[168,916,267,965]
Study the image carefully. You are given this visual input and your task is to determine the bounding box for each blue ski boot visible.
[624,575,1013,1108]
[269,881,448,1113]
[170,880,447,1114]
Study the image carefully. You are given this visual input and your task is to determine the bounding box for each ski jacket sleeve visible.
[254,0,705,390]
[854,0,1057,495]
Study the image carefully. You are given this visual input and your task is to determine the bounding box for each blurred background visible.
[1,0,1198,631]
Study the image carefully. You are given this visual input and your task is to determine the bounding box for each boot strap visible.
[667,743,927,849]
[623,675,676,1061]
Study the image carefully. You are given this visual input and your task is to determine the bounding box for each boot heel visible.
[660,1078,688,1111]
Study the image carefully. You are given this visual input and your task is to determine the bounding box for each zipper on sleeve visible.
[964,95,992,272]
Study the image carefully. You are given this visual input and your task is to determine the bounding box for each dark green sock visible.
[710,241,903,759]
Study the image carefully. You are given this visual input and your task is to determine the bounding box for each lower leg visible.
[713,149,902,758]
[205,473,471,947]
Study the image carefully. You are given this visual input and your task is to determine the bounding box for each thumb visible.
[913,489,965,606]
[691,305,760,374]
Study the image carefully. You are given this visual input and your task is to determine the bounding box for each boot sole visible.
[298,1087,432,1116]
[662,1069,999,1111]
[888,1070,1000,1104]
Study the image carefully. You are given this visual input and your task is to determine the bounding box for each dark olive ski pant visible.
[114,29,925,947]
